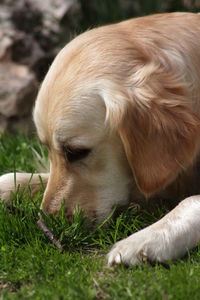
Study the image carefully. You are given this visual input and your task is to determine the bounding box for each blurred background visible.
[0,0,199,134]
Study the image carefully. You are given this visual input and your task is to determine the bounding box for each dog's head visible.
[33,18,200,222]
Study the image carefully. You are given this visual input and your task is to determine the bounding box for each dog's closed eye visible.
[64,147,91,163]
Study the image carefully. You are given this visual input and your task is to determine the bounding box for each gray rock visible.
[0,62,38,133]
[0,63,37,118]
[0,0,82,133]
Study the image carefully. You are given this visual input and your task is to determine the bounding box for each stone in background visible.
[0,0,81,133]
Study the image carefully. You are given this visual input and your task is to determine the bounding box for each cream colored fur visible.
[1,12,200,266]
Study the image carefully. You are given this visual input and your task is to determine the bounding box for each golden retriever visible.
[1,12,200,266]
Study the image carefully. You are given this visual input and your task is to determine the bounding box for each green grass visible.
[0,133,200,300]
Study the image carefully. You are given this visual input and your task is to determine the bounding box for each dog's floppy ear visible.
[102,68,200,197]
[119,99,200,197]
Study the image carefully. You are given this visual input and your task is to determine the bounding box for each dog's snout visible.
[40,201,59,215]
[40,193,62,215]
[41,200,73,223]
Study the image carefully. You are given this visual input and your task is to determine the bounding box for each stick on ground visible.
[37,219,64,251]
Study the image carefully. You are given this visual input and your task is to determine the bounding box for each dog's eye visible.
[64,147,91,163]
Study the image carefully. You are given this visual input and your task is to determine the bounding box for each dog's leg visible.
[0,173,49,202]
[108,195,200,266]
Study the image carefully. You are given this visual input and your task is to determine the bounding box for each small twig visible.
[37,219,64,251]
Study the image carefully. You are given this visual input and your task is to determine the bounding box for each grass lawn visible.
[0,133,200,300]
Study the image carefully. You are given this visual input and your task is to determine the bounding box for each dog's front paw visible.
[107,228,167,266]
[0,173,14,201]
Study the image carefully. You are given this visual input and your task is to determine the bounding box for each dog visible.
[1,12,200,266]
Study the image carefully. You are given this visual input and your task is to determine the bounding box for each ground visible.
[0,133,200,300]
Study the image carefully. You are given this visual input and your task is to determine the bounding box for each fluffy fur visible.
[1,12,200,266]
